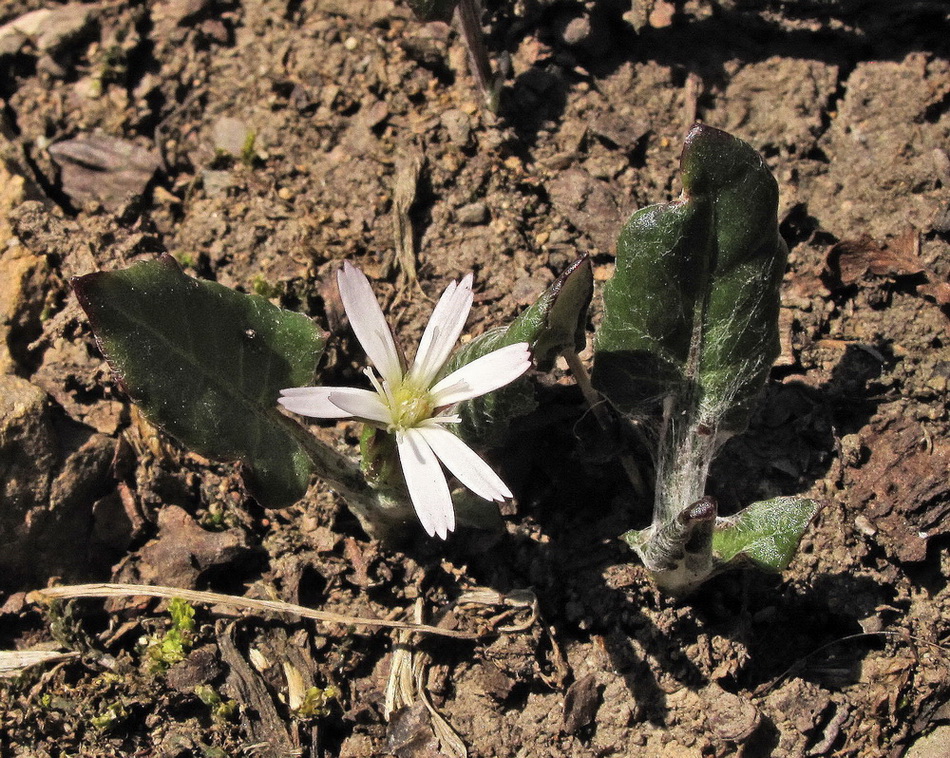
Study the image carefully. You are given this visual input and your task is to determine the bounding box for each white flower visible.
[279,262,532,539]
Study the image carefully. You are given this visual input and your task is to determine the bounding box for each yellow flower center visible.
[387,380,435,430]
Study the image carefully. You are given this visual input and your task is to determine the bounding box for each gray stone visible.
[0,376,115,588]
[441,108,471,146]
[905,725,950,758]
[456,201,488,226]
[0,375,57,530]
[212,117,253,157]
[560,16,591,46]
[48,134,161,211]
[0,4,97,57]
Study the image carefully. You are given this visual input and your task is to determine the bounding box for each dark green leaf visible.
[442,256,594,447]
[73,255,325,507]
[593,124,788,436]
[712,497,820,572]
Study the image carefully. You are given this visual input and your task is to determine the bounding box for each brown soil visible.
[2,1,950,757]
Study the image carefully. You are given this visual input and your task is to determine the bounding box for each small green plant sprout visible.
[143,597,196,672]
[194,684,238,722]
[172,250,198,269]
[293,684,341,720]
[90,701,128,731]
[240,129,258,166]
[251,273,280,299]
[72,250,592,542]
[592,124,820,596]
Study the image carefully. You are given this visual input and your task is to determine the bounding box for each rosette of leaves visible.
[592,125,819,594]
[74,254,593,540]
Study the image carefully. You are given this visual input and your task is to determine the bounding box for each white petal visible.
[278,387,355,419]
[416,425,512,502]
[324,388,392,425]
[430,342,532,407]
[396,429,456,539]
[408,274,474,386]
[337,262,403,385]
[280,386,325,396]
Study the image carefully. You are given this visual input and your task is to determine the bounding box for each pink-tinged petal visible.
[337,262,403,385]
[396,429,456,539]
[415,425,512,502]
[430,342,532,407]
[278,387,356,419]
[408,274,474,386]
[324,388,392,425]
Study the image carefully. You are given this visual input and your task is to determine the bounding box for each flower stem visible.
[280,416,414,541]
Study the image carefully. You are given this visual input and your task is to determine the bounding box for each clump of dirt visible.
[2,1,949,757]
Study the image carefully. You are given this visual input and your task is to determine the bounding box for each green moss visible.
[143,598,196,672]
[294,684,341,720]
[251,274,280,299]
[241,131,259,165]
[173,251,198,269]
[195,684,238,722]
[90,701,128,731]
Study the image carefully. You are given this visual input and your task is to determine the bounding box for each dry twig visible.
[31,583,480,640]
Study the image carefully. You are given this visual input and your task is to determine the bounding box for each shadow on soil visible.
[489,0,949,144]
[433,335,889,725]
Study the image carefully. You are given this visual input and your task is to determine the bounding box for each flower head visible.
[279,262,531,539]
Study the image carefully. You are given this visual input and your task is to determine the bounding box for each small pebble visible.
[441,109,471,145]
[560,16,591,46]
[456,202,488,225]
[212,117,252,156]
[202,169,234,197]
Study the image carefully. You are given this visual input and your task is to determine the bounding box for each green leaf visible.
[592,125,791,594]
[712,497,820,572]
[442,256,594,447]
[593,124,788,436]
[72,254,325,508]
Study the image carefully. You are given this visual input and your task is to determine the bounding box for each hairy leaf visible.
[594,125,793,594]
[713,497,821,572]
[73,255,325,507]
[443,255,594,447]
[593,124,788,436]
